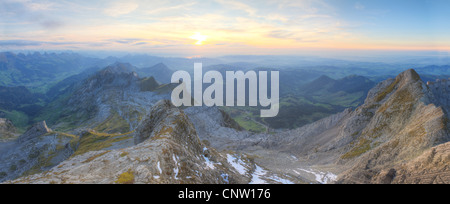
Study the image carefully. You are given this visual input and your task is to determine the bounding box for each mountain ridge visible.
[1,66,449,184]
[7,101,255,184]
[217,69,450,184]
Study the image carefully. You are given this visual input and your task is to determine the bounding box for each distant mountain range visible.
[1,68,448,184]
[1,51,449,90]
[231,73,376,130]
[0,52,116,92]
[240,69,450,184]
[1,52,450,184]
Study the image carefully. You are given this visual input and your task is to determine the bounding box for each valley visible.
[0,52,449,184]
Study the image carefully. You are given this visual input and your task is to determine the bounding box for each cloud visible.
[146,2,197,15]
[0,0,398,53]
[0,40,102,47]
[1,0,55,12]
[0,0,64,30]
[27,1,55,11]
[266,30,319,43]
[104,2,139,17]
[215,0,258,17]
[355,2,365,10]
[40,20,64,29]
[267,30,296,39]
[269,0,333,14]
[107,38,147,45]
[0,40,43,46]
[266,14,289,23]
[134,42,148,46]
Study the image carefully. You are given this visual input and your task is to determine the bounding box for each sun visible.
[190,32,208,45]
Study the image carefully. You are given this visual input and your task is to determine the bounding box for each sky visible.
[0,0,450,57]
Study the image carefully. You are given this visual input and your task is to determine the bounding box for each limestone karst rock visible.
[18,121,52,143]
[0,118,17,141]
[230,69,450,184]
[3,68,449,184]
[9,100,250,184]
[0,121,75,182]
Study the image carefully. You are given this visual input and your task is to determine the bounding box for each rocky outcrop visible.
[9,100,251,184]
[336,69,448,183]
[184,107,251,150]
[139,77,160,92]
[139,63,174,84]
[44,62,169,131]
[0,118,15,132]
[0,121,76,182]
[134,100,201,153]
[389,142,450,184]
[245,69,449,184]
[18,121,52,143]
[0,118,17,141]
[262,108,354,158]
[4,67,448,184]
[427,78,450,113]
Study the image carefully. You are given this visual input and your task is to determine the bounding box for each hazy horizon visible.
[1,0,450,57]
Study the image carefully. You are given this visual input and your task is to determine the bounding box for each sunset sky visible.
[1,0,449,56]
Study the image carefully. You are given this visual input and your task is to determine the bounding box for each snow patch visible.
[250,165,268,184]
[266,175,295,184]
[203,156,216,169]
[297,168,337,184]
[250,165,294,184]
[221,173,229,184]
[290,155,298,161]
[156,161,162,174]
[172,155,179,179]
[227,154,248,175]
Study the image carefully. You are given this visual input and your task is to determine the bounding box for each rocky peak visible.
[334,69,449,183]
[0,118,15,132]
[248,68,450,184]
[139,76,160,92]
[364,69,425,105]
[74,63,140,99]
[396,69,421,84]
[183,106,251,151]
[134,100,202,154]
[18,121,52,143]
[152,63,169,70]
[89,63,139,88]
[134,100,175,144]
[140,63,174,83]
[100,62,136,75]
[0,118,17,141]
[10,100,250,184]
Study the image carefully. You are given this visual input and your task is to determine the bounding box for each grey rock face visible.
[428,78,450,113]
[389,142,450,184]
[0,121,75,182]
[184,106,252,150]
[0,118,17,141]
[134,100,183,144]
[8,100,251,184]
[0,118,15,132]
[261,69,450,184]
[139,63,174,84]
[54,62,168,131]
[4,67,449,184]
[18,121,52,143]
[222,69,449,184]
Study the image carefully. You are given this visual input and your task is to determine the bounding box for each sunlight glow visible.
[190,32,208,45]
